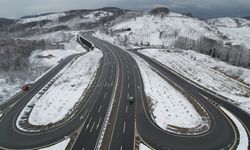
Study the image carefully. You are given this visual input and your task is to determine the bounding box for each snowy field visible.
[40,138,70,150]
[132,53,209,133]
[139,49,250,114]
[17,49,102,127]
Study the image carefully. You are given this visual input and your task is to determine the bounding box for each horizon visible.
[0,0,250,19]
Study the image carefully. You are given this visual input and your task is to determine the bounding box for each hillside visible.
[96,8,250,68]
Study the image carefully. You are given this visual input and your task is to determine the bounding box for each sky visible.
[0,0,250,19]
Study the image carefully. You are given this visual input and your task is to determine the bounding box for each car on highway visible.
[128,96,135,104]
[21,84,30,92]
[0,111,3,119]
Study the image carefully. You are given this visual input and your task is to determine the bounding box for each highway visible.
[133,51,250,150]
[0,32,249,150]
[0,36,118,149]
[79,33,249,150]
[78,33,137,150]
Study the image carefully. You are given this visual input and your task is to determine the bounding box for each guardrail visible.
[77,35,95,52]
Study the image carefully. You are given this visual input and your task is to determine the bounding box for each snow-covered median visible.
[39,138,70,150]
[139,143,151,150]
[220,107,249,150]
[132,54,209,134]
[139,49,250,114]
[17,49,102,128]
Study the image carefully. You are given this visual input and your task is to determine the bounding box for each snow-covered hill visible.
[109,12,221,47]
[18,13,66,24]
[208,17,250,49]
[96,8,250,68]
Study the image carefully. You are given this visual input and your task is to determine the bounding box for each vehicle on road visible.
[21,84,30,92]
[128,96,135,104]
[0,111,3,119]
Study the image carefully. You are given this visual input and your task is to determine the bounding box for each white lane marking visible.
[120,145,123,150]
[127,93,129,98]
[98,105,102,113]
[125,105,128,113]
[128,83,130,88]
[86,117,92,130]
[104,92,107,99]
[123,121,126,134]
[90,122,96,133]
[96,117,102,130]
[128,76,129,81]
[80,111,87,120]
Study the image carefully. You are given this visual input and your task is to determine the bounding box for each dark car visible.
[21,84,30,92]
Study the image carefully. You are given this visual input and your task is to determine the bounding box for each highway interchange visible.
[0,32,249,150]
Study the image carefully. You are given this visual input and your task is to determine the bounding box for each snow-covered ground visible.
[27,31,87,53]
[19,13,65,24]
[220,107,249,150]
[30,49,79,68]
[42,10,113,29]
[40,138,70,150]
[132,53,209,133]
[208,17,250,49]
[106,12,221,47]
[139,143,151,150]
[0,30,86,104]
[17,49,102,127]
[0,49,78,104]
[82,11,113,23]
[139,49,250,114]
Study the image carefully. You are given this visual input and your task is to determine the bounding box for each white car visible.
[0,111,3,119]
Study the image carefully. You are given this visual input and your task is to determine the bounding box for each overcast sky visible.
[0,0,250,19]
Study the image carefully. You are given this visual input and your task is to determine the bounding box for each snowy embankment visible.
[39,138,70,150]
[139,49,250,114]
[220,107,249,150]
[17,49,102,127]
[132,53,209,134]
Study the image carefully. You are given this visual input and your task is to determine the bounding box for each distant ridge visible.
[243,16,250,20]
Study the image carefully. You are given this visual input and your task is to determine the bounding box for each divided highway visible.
[0,32,249,150]
[79,33,137,150]
[80,33,249,150]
